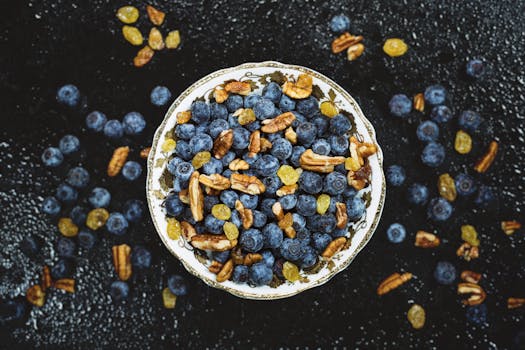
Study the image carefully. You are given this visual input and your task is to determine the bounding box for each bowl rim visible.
[146,61,386,300]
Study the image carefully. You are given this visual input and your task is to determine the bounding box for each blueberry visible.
[228,114,240,128]
[254,99,278,120]
[271,138,293,160]
[255,154,280,177]
[386,223,406,243]
[434,261,457,285]
[279,95,296,112]
[202,158,223,175]
[279,194,297,210]
[56,237,76,257]
[386,165,406,186]
[332,228,348,237]
[260,250,275,267]
[0,299,26,324]
[110,281,130,301]
[175,140,192,160]
[122,161,142,181]
[167,275,188,296]
[85,111,107,132]
[466,59,485,78]
[106,212,129,235]
[475,185,495,207]
[324,172,347,195]
[421,142,445,167]
[243,152,260,167]
[427,197,453,221]
[225,95,244,112]
[290,146,306,167]
[204,195,220,213]
[455,173,477,196]
[70,206,87,226]
[195,123,209,135]
[416,120,440,142]
[430,105,453,123]
[230,210,242,227]
[262,223,283,249]
[166,159,183,176]
[292,213,306,230]
[296,195,317,217]
[424,84,446,106]
[388,94,412,117]
[208,119,229,139]
[88,187,111,208]
[244,94,262,109]
[266,132,282,142]
[219,190,239,209]
[307,214,336,234]
[210,102,228,120]
[175,162,194,182]
[175,124,195,140]
[458,110,482,132]
[239,194,259,209]
[407,183,429,205]
[329,114,352,135]
[211,251,231,264]
[299,171,323,194]
[329,135,349,156]
[330,14,350,33]
[122,112,146,135]
[59,135,80,155]
[280,238,305,261]
[103,119,124,139]
[312,233,332,252]
[342,186,357,198]
[20,236,39,256]
[42,196,61,215]
[240,228,264,252]
[262,82,282,103]
[301,246,317,269]
[311,139,331,155]
[249,262,273,286]
[311,115,329,136]
[122,200,144,224]
[232,127,250,150]
[204,215,224,234]
[291,112,307,128]
[165,193,184,216]
[466,304,487,325]
[78,229,97,249]
[296,96,318,117]
[55,183,78,203]
[220,151,236,167]
[41,147,64,167]
[252,210,268,228]
[56,84,80,107]
[260,198,277,218]
[189,133,213,153]
[245,120,261,132]
[150,86,172,106]
[66,167,90,188]
[131,246,152,269]
[346,196,366,221]
[232,265,249,283]
[51,258,73,279]
[222,169,233,178]
[191,101,211,124]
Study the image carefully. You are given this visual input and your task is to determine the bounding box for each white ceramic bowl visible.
[146,61,385,300]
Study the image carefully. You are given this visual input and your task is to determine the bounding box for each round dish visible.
[146,61,385,300]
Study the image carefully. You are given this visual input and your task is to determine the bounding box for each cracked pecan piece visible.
[300,149,345,173]
[282,73,313,99]
[377,272,412,296]
[414,231,440,248]
[191,234,236,251]
[214,87,229,103]
[107,146,129,177]
[229,158,250,171]
[335,202,348,229]
[322,237,347,258]
[54,278,75,293]
[230,173,265,195]
[208,260,223,274]
[198,173,231,190]
[224,81,251,96]
[189,171,204,221]
[26,285,45,307]
[248,130,261,157]
[331,32,364,54]
[285,127,297,144]
[276,184,298,197]
[181,221,197,241]
[460,270,482,284]
[508,297,525,309]
[457,282,486,306]
[213,129,233,159]
[216,259,234,282]
[261,112,296,133]
[243,253,263,266]
[112,244,132,281]
[474,140,498,173]
[260,137,272,152]
[235,200,253,229]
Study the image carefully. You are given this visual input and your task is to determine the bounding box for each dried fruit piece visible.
[224,81,251,96]
[438,173,457,202]
[316,194,331,215]
[284,127,297,144]
[229,158,250,171]
[213,129,233,159]
[454,130,472,154]
[223,221,239,241]
[191,234,235,251]
[140,147,151,159]
[322,237,347,258]
[198,173,230,190]
[345,157,360,171]
[456,242,479,261]
[26,285,45,307]
[148,28,165,51]
[162,287,177,309]
[58,218,79,237]
[261,112,296,133]
[335,202,348,229]
[383,38,408,57]
[282,261,300,282]
[192,151,211,169]
[461,270,482,284]
[474,141,498,173]
[214,87,228,103]
[320,101,339,117]
[176,110,191,124]
[116,6,139,24]
[112,244,132,281]
[278,212,293,230]
[167,218,182,240]
[276,184,298,197]
[146,5,165,25]
[457,282,486,306]
[234,108,256,125]
[230,173,265,195]
[133,46,154,68]
[413,93,425,112]
[122,26,143,46]
[501,220,521,235]
[161,138,176,153]
[189,171,204,222]
[414,231,440,248]
[277,165,299,186]
[216,259,234,282]
[180,221,196,241]
[331,33,363,54]
[407,304,425,329]
[165,30,181,49]
[346,43,365,61]
[54,278,75,293]
[108,146,129,176]
[461,225,480,247]
[508,297,525,309]
[212,204,231,220]
[282,74,313,99]
[86,208,110,230]
[377,272,412,296]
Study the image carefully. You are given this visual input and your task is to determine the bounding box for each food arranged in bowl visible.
[147,62,385,299]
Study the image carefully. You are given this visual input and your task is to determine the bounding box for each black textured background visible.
[1,0,525,348]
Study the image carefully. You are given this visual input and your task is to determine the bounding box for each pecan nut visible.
[235,200,253,229]
[209,260,223,274]
[176,110,192,124]
[278,212,293,229]
[213,129,233,159]
[112,244,132,281]
[224,81,251,96]
[189,171,204,221]
[501,220,521,235]
[261,112,296,133]
[140,147,151,159]
[228,158,250,171]
[272,201,284,221]
[300,149,345,173]
[321,237,347,258]
[331,33,363,54]
[191,234,235,251]
[474,141,498,173]
[107,146,130,177]
[457,282,486,306]
[259,137,272,152]
[460,270,482,284]
[285,127,297,144]
[198,173,231,190]
[214,87,229,104]
[414,231,440,248]
[216,259,234,282]
[335,202,348,229]
[282,73,313,99]
[284,226,296,239]
[243,253,263,266]
[377,272,413,296]
[346,43,365,61]
[413,93,425,112]
[54,278,75,293]
[41,265,52,291]
[508,297,525,309]
[248,130,261,157]
[26,285,45,307]
[456,242,479,261]
[181,221,197,241]
[230,173,265,195]
[276,184,298,197]
[178,189,189,204]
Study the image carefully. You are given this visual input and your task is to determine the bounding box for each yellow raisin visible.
[162,287,177,309]
[407,304,425,329]
[345,157,360,171]
[461,225,480,247]
[212,204,231,220]
[86,208,109,231]
[282,261,300,282]
[320,101,338,118]
[317,194,331,215]
[122,26,143,46]
[238,109,256,125]
[166,30,181,49]
[148,28,165,51]
[438,173,457,202]
[223,222,239,241]
[116,6,139,24]
[383,38,408,57]
[277,165,299,186]
[192,151,211,169]
[167,218,182,240]
[455,130,472,154]
[58,218,79,237]
[161,138,176,153]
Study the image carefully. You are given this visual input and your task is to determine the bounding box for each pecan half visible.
[214,87,229,103]
[508,297,525,309]
[54,278,75,293]
[248,130,261,157]
[146,5,165,25]
[189,171,204,221]
[26,285,45,307]
[179,189,189,204]
[414,231,440,248]
[261,112,296,133]
[260,137,272,152]
[224,81,251,96]
[272,201,284,221]
[474,141,498,173]
[461,270,482,284]
[235,200,253,229]
[229,158,250,171]
[284,226,296,239]
[501,220,521,235]
[230,173,265,195]
[278,212,293,229]
[243,253,263,266]
[300,149,345,173]
[285,127,297,144]
[112,244,132,281]
[216,259,234,282]
[140,147,151,159]
[331,32,363,54]
[191,234,235,251]
[209,260,223,274]
[377,272,413,296]
[177,110,192,124]
[133,46,154,68]
[276,184,298,197]
[198,173,231,190]
[108,146,130,177]
[457,242,479,261]
[322,237,347,258]
[41,265,52,291]
[413,93,425,112]
[213,129,233,159]
[457,283,486,306]
[335,202,348,229]
[282,73,313,99]
[347,43,365,61]
[181,221,197,241]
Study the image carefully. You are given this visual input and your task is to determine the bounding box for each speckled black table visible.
[1,0,525,348]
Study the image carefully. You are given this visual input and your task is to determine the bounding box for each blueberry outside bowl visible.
[146,61,385,300]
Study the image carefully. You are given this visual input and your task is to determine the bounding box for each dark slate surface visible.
[1,0,524,348]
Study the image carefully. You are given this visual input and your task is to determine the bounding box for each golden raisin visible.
[122,26,143,46]
[317,194,331,215]
[86,208,109,230]
[461,225,480,247]
[320,101,338,118]
[192,151,211,169]
[212,204,231,220]
[166,30,181,49]
[238,109,256,125]
[455,130,472,154]
[162,287,177,309]
[383,38,408,57]
[407,304,425,329]
[58,218,79,237]
[161,138,176,153]
[345,157,360,171]
[282,261,300,282]
[116,6,139,24]
[438,173,457,202]
[148,28,165,51]
[167,218,182,240]
[223,222,239,241]
[277,165,299,186]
